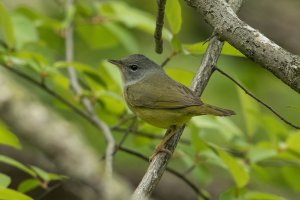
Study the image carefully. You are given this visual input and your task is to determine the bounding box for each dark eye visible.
[129,64,138,71]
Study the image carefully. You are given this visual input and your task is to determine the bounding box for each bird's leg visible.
[149,125,176,161]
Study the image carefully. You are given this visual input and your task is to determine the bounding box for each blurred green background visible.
[0,0,299,199]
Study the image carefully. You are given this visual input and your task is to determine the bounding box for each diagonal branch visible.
[184,0,300,93]
[131,1,243,199]
[65,0,115,177]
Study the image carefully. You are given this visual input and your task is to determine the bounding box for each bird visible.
[108,54,234,160]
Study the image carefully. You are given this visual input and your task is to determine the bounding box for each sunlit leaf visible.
[0,173,11,188]
[222,42,245,57]
[282,167,300,191]
[17,179,40,193]
[171,35,182,53]
[165,0,182,34]
[0,2,15,49]
[11,13,38,49]
[0,155,36,177]
[219,187,245,200]
[166,68,193,87]
[286,131,300,154]
[183,42,208,55]
[0,188,33,200]
[31,166,50,181]
[0,121,21,149]
[218,150,249,188]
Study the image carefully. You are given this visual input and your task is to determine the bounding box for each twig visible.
[132,1,243,199]
[64,0,115,177]
[112,127,191,145]
[118,146,207,198]
[161,51,178,67]
[214,66,300,129]
[154,0,167,54]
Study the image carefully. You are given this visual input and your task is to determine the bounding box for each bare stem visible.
[154,0,167,54]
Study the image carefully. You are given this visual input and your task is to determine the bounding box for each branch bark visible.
[185,0,300,93]
[131,1,243,199]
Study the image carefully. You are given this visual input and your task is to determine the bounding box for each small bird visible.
[108,54,234,159]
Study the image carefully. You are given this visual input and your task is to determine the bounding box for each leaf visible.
[0,155,36,177]
[104,22,139,53]
[76,24,118,49]
[11,13,38,49]
[170,35,182,53]
[286,131,300,154]
[98,1,171,39]
[165,0,182,34]
[237,85,259,138]
[218,150,249,188]
[282,166,300,191]
[0,173,11,188]
[0,2,15,49]
[165,68,193,87]
[219,187,245,200]
[0,121,22,149]
[245,191,285,200]
[222,42,245,57]
[17,179,40,193]
[30,166,50,181]
[0,188,33,200]
[183,42,208,55]
[248,146,277,164]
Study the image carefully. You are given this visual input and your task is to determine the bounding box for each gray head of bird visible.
[108,54,163,84]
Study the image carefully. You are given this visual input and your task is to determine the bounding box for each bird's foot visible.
[149,146,172,162]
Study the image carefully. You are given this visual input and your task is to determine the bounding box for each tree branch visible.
[184,0,300,93]
[64,0,115,177]
[131,1,243,199]
[154,0,167,54]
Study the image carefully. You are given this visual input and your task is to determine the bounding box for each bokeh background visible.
[1,0,300,199]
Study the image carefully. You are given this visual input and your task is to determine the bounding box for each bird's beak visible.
[108,59,123,67]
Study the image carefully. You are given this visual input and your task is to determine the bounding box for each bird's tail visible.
[196,103,235,116]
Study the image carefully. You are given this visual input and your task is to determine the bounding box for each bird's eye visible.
[129,64,138,71]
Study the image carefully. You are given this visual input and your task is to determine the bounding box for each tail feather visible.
[196,104,235,116]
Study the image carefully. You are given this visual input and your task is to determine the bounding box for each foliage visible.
[0,0,299,199]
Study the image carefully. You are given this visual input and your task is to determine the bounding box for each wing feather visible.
[125,72,202,109]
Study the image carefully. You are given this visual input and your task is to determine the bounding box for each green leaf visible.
[183,42,208,55]
[0,173,11,188]
[219,187,245,200]
[0,121,22,149]
[221,42,245,57]
[245,191,285,200]
[165,68,193,87]
[165,0,182,34]
[76,24,118,49]
[30,166,50,181]
[286,131,300,154]
[98,1,171,39]
[237,85,259,137]
[11,14,38,49]
[218,150,249,188]
[0,188,33,200]
[248,146,277,164]
[0,2,15,49]
[104,22,138,53]
[282,166,300,191]
[17,179,40,193]
[0,155,36,177]
[170,35,182,53]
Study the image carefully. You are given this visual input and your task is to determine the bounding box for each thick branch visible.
[131,1,243,199]
[185,0,300,93]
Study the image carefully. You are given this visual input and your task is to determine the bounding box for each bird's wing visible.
[125,72,203,109]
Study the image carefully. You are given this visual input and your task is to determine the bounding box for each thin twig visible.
[214,66,300,129]
[161,51,178,67]
[64,0,115,177]
[154,0,167,54]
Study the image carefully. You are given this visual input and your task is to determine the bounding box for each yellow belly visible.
[130,106,192,129]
